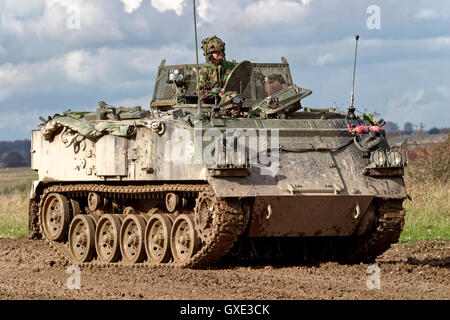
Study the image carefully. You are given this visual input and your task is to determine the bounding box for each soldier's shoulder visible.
[199,63,213,76]
[201,62,215,69]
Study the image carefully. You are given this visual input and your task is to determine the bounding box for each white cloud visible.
[121,0,143,13]
[413,8,439,20]
[111,95,151,108]
[1,0,450,140]
[63,51,95,83]
[0,12,26,37]
[151,0,185,15]
[385,89,433,125]
[0,64,31,102]
[2,0,44,16]
[0,44,194,104]
[436,86,450,101]
[315,53,337,66]
[119,0,188,15]
[196,0,311,27]
[1,0,123,47]
[234,0,310,28]
[197,0,211,21]
[127,45,194,74]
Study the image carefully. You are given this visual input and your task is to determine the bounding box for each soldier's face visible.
[265,79,286,96]
[211,50,224,63]
[230,106,240,117]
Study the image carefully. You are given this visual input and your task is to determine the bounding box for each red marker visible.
[348,125,381,134]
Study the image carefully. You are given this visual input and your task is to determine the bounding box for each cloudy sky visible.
[0,0,449,140]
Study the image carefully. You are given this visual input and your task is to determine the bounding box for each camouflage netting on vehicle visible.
[41,115,136,140]
[151,61,293,104]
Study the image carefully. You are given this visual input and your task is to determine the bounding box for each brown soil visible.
[0,238,448,300]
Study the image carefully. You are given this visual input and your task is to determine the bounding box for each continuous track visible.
[334,198,405,264]
[31,184,405,267]
[32,183,249,268]
[224,199,405,265]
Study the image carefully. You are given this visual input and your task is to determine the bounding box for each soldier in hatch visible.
[221,91,244,118]
[264,74,287,96]
[198,36,236,103]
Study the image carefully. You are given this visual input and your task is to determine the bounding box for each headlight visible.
[371,149,386,167]
[167,69,184,84]
[387,149,402,167]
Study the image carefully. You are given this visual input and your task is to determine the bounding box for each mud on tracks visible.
[0,238,448,300]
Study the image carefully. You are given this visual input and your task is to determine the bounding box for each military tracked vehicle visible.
[29,56,408,268]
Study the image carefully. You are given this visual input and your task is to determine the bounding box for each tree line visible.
[0,140,31,168]
[383,122,446,135]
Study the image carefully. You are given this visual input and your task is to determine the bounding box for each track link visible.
[334,198,405,264]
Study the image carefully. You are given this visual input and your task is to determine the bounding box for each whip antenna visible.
[193,0,202,114]
[351,34,359,108]
[348,34,359,119]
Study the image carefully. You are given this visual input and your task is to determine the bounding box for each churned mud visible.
[0,238,448,300]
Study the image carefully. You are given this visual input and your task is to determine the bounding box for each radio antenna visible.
[193,0,202,114]
[347,34,359,119]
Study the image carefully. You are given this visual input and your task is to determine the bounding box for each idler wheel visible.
[95,214,122,263]
[41,193,70,241]
[145,214,173,264]
[120,215,147,264]
[170,214,200,265]
[68,215,97,263]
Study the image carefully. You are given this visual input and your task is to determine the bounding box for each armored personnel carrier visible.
[29,57,408,267]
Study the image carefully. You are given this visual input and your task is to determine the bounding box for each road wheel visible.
[41,193,70,241]
[145,214,173,264]
[120,215,147,264]
[95,214,122,263]
[68,214,96,263]
[170,214,200,265]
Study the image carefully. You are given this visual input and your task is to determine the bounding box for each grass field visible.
[0,164,448,242]
[400,182,450,242]
[0,168,37,238]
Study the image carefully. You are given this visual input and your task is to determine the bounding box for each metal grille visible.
[151,62,293,104]
[153,68,175,100]
[251,64,292,100]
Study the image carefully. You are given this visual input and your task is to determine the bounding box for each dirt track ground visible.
[0,238,448,300]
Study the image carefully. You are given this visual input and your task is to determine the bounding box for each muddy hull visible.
[248,195,373,237]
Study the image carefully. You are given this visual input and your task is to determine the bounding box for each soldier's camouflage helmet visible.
[221,91,239,109]
[201,36,226,62]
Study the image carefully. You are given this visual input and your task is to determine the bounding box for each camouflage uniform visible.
[198,35,236,102]
[198,60,235,102]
